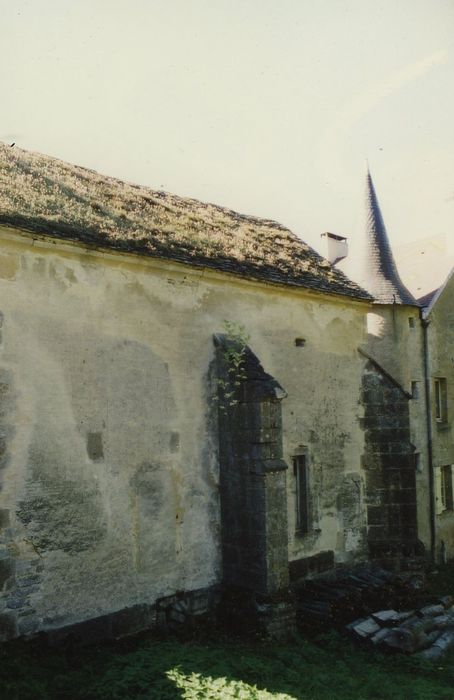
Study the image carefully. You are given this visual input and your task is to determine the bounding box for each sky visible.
[1,0,453,295]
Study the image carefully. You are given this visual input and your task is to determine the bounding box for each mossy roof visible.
[0,143,371,301]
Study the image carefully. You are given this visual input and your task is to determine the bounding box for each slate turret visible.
[339,168,416,305]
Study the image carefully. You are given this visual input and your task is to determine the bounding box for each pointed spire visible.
[339,168,415,304]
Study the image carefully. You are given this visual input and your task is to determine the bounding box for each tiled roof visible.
[339,169,416,305]
[0,143,371,301]
[417,288,439,308]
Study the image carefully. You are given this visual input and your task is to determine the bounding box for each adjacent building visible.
[418,271,454,560]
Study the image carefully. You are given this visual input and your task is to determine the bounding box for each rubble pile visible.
[348,597,454,660]
[295,567,422,630]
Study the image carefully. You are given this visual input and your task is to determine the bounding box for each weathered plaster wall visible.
[0,226,370,640]
[278,309,370,569]
[426,274,454,558]
[364,305,430,552]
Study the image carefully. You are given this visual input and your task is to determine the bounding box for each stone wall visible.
[215,335,294,636]
[365,305,431,553]
[362,359,423,568]
[425,273,454,560]
[0,225,370,641]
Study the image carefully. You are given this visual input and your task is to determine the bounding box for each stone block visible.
[249,458,287,475]
[387,454,414,469]
[289,550,334,582]
[362,454,383,472]
[18,612,40,636]
[365,470,383,490]
[0,509,10,529]
[387,506,401,528]
[367,505,386,526]
[111,604,156,638]
[367,428,410,443]
[374,488,391,505]
[367,525,387,542]
[400,469,417,488]
[0,611,17,641]
[400,525,418,540]
[400,504,417,525]
[6,595,30,610]
[47,613,116,647]
[17,573,41,588]
[0,558,15,588]
[392,488,417,506]
[383,470,401,490]
[351,617,381,638]
[364,414,409,429]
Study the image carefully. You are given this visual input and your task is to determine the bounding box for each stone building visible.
[338,169,454,567]
[418,271,454,560]
[0,144,450,642]
[337,169,428,563]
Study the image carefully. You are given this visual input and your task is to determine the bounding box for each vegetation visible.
[216,320,250,411]
[1,563,454,699]
[2,626,454,700]
[0,143,369,301]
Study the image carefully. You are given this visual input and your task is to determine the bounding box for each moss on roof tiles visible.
[0,143,371,301]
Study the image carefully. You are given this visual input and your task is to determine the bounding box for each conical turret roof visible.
[339,169,416,305]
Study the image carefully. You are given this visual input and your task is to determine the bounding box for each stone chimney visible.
[321,232,348,265]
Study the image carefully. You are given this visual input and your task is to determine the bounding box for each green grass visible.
[2,629,454,700]
[2,564,454,700]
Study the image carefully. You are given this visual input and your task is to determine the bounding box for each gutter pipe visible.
[421,313,436,562]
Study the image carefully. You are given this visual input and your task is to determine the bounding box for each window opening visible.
[293,455,309,534]
[441,465,454,511]
[434,378,448,422]
[414,453,421,473]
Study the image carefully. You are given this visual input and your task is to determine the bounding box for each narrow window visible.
[414,453,421,473]
[441,465,453,511]
[434,378,448,422]
[293,455,309,534]
[408,317,415,328]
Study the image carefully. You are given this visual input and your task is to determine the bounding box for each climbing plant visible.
[216,320,250,410]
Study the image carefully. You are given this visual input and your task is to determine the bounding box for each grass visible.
[1,564,454,700]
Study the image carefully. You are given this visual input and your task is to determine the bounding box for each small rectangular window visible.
[434,378,448,422]
[441,465,454,511]
[414,453,421,473]
[293,455,309,534]
[408,317,415,328]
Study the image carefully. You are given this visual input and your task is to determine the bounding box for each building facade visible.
[0,144,450,643]
[419,272,454,560]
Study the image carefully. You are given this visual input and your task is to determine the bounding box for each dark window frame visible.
[441,465,453,511]
[434,378,448,423]
[293,454,309,534]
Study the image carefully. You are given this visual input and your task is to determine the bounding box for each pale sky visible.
[1,0,453,294]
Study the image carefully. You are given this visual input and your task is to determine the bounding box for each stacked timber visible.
[347,597,454,660]
[295,567,421,631]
